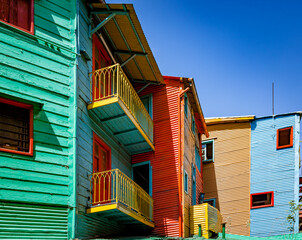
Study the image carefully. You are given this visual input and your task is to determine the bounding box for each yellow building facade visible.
[202,116,254,236]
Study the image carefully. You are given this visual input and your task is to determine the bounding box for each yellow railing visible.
[88,169,153,222]
[90,64,153,142]
[190,203,222,239]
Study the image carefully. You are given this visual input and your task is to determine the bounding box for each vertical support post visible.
[272,82,274,116]
[205,203,209,239]
[117,65,120,97]
[222,222,226,240]
[198,224,202,237]
[116,170,118,204]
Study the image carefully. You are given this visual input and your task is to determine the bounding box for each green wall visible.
[0,0,77,238]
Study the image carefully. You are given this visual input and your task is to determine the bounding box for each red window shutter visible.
[0,0,10,22]
[17,0,31,31]
[1,0,32,32]
[9,0,18,27]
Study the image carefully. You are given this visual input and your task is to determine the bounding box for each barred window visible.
[0,97,33,155]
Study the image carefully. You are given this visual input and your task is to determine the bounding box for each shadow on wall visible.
[203,161,220,210]
[34,109,65,153]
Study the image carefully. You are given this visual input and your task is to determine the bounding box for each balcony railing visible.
[190,203,222,239]
[90,64,153,143]
[88,169,153,223]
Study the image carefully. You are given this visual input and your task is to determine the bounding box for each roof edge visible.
[205,116,255,125]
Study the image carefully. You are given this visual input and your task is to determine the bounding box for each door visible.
[132,162,152,218]
[92,34,112,101]
[93,134,111,205]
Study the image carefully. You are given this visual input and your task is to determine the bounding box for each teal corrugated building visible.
[0,0,77,238]
[1,0,163,238]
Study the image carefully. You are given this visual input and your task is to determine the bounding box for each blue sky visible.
[107,0,302,118]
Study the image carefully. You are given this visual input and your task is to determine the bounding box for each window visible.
[140,94,152,118]
[0,97,33,156]
[192,165,196,205]
[251,192,274,209]
[202,140,214,163]
[192,115,195,134]
[195,145,201,172]
[184,170,188,193]
[277,126,293,149]
[184,93,188,117]
[204,198,216,208]
[0,0,34,34]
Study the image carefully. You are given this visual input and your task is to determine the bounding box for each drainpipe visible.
[70,0,79,238]
[178,85,190,238]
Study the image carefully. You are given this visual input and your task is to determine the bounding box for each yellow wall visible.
[203,122,251,236]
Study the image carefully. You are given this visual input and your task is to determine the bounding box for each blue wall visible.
[250,114,300,237]
[75,0,132,238]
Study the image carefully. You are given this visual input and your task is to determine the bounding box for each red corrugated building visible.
[132,76,208,237]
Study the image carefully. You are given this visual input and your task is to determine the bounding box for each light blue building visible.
[250,112,301,237]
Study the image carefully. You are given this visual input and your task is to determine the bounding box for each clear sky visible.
[107,0,302,118]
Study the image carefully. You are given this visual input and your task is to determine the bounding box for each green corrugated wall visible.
[0,0,77,238]
[0,202,68,239]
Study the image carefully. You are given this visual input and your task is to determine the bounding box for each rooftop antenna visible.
[272,82,275,116]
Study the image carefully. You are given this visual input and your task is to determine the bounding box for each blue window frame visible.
[184,170,188,193]
[192,115,195,134]
[192,164,196,205]
[132,161,152,196]
[184,93,188,117]
[195,145,201,172]
[140,94,153,119]
[202,140,214,163]
[204,198,216,207]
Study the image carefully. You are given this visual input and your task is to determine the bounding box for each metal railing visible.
[88,169,153,222]
[90,64,153,142]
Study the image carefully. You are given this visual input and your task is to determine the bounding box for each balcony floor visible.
[88,96,154,155]
[87,202,154,229]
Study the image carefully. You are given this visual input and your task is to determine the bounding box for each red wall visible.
[132,78,180,236]
[132,77,204,237]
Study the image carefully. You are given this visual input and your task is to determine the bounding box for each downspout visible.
[70,0,79,238]
[178,84,190,238]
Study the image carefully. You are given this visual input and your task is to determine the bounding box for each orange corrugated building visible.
[132,76,208,237]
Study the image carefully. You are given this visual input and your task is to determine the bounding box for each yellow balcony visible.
[190,203,222,239]
[88,64,154,154]
[86,169,154,228]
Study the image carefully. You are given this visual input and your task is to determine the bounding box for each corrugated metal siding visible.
[75,1,132,238]
[0,202,68,239]
[250,115,300,237]
[183,99,202,237]
[0,0,76,238]
[132,78,181,237]
[203,122,251,236]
